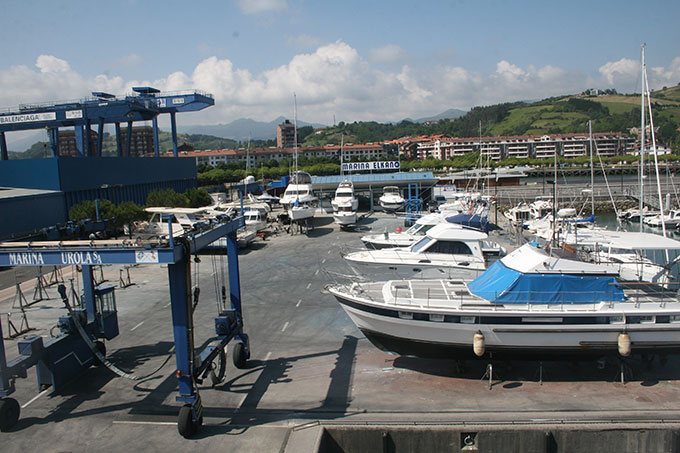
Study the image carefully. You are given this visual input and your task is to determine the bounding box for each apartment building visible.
[409,132,632,161]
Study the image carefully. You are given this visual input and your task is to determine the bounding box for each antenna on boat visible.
[293,93,299,203]
[340,134,344,178]
[639,44,646,233]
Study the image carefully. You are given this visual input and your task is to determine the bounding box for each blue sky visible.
[1,0,679,131]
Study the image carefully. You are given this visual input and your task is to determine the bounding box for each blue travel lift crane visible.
[404,182,423,227]
[0,216,249,437]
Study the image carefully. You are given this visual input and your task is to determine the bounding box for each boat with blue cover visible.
[328,243,680,360]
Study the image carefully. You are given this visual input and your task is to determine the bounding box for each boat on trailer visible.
[328,243,680,360]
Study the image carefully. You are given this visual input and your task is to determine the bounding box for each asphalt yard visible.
[1,210,680,451]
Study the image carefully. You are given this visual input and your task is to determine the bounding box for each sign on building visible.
[341,161,400,172]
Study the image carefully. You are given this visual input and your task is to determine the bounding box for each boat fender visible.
[618,332,631,357]
[473,331,485,357]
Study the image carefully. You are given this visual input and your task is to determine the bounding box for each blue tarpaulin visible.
[445,214,500,233]
[467,260,625,304]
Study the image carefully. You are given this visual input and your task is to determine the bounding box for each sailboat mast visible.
[640,44,646,232]
[293,93,298,175]
[340,134,344,177]
[589,120,594,217]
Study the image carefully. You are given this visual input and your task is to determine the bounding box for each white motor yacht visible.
[379,186,404,212]
[328,243,680,360]
[332,180,359,226]
[280,171,317,222]
[243,209,267,232]
[344,223,504,280]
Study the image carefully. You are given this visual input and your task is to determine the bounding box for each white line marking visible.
[265,351,272,361]
[314,269,319,276]
[164,302,171,308]
[327,250,331,254]
[21,388,50,408]
[281,321,289,332]
[321,258,326,264]
[306,283,311,289]
[296,299,302,307]
[113,421,176,426]
[131,321,144,331]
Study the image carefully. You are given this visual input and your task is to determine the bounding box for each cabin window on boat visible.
[411,236,434,252]
[149,213,180,224]
[406,223,436,236]
[609,315,625,324]
[670,315,680,323]
[427,240,473,255]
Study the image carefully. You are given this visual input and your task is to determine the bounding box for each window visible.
[411,236,434,252]
[426,240,473,255]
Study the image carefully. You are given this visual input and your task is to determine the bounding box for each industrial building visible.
[0,88,214,239]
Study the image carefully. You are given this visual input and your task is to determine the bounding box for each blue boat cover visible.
[467,260,625,304]
[445,214,501,233]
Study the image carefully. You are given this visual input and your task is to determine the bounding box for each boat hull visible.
[380,200,403,212]
[288,206,315,221]
[333,211,358,225]
[334,293,680,360]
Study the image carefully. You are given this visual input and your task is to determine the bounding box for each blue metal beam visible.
[0,218,244,267]
[126,121,133,157]
[115,123,122,157]
[96,119,105,157]
[152,117,160,157]
[0,132,7,161]
[170,112,178,157]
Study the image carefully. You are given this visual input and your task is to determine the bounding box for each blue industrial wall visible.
[0,191,67,239]
[0,158,62,190]
[0,157,197,237]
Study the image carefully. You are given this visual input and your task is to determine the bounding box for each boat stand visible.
[481,362,500,390]
[533,361,546,385]
[616,359,633,385]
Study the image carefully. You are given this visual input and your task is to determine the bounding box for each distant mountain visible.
[414,109,467,123]
[177,116,326,141]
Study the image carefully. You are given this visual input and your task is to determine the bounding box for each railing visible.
[326,277,680,313]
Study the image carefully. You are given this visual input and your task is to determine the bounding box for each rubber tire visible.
[93,340,106,366]
[209,348,227,387]
[233,342,247,369]
[177,404,196,438]
[0,398,20,432]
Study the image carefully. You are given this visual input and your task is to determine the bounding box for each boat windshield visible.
[335,192,352,198]
[411,236,434,252]
[291,172,312,184]
[406,223,437,235]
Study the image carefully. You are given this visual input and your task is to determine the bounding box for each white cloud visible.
[1,47,679,128]
[234,0,287,14]
[36,55,70,73]
[599,58,639,86]
[651,57,680,88]
[370,44,409,65]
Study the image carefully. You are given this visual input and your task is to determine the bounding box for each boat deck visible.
[2,211,680,451]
